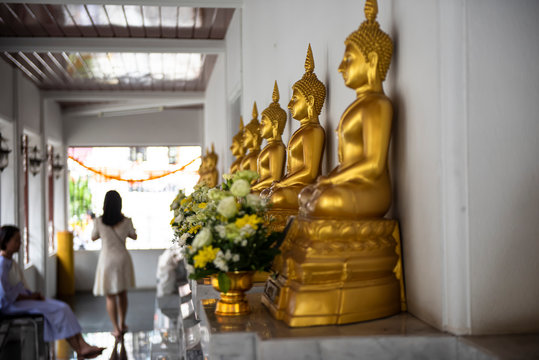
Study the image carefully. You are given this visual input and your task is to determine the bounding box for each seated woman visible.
[0,225,105,359]
[299,0,393,219]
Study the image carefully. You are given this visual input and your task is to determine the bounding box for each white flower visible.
[239,225,255,237]
[178,233,190,246]
[232,254,240,262]
[192,228,212,249]
[241,239,248,247]
[174,213,184,224]
[213,252,229,272]
[245,193,263,208]
[215,225,227,238]
[217,197,238,218]
[230,179,251,197]
[235,170,259,183]
[208,188,228,201]
[223,250,233,261]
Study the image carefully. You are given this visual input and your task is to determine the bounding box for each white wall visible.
[18,76,41,134]
[74,249,161,291]
[466,0,539,334]
[388,0,445,331]
[0,59,14,120]
[203,54,228,177]
[64,109,202,146]
[0,118,16,225]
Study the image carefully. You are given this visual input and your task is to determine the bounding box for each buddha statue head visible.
[339,0,393,90]
[261,81,287,140]
[289,44,326,121]
[230,117,245,158]
[206,143,218,170]
[243,102,262,151]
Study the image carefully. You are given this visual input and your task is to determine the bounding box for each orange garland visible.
[68,155,200,183]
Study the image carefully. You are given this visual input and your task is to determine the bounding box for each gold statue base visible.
[266,208,297,232]
[262,216,402,327]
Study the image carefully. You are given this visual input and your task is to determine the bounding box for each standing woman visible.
[92,190,137,339]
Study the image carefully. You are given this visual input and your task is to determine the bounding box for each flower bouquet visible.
[170,185,210,247]
[171,170,284,315]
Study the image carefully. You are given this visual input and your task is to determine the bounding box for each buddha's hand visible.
[270,180,282,190]
[316,175,332,186]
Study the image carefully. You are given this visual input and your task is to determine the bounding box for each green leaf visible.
[218,273,231,293]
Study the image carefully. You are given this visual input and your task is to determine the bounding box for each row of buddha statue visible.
[226,0,404,327]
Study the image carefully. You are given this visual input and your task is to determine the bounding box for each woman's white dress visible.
[92,216,137,296]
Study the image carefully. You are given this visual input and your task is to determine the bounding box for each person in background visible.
[0,225,105,359]
[92,190,137,339]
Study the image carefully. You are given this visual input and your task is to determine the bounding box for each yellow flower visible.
[180,197,190,206]
[188,225,202,234]
[193,245,220,268]
[198,202,207,209]
[235,214,263,230]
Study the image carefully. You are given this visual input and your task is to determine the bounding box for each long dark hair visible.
[0,225,20,250]
[102,190,125,226]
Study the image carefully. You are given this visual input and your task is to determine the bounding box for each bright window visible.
[68,146,201,250]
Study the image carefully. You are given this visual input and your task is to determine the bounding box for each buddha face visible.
[260,114,273,139]
[230,138,241,156]
[288,88,309,120]
[206,156,216,169]
[243,129,255,149]
[338,43,369,89]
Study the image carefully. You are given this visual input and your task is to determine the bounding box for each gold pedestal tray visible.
[211,271,254,316]
[262,215,402,327]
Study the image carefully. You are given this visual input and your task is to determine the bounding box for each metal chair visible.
[0,313,45,360]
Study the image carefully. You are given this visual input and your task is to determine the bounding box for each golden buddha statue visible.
[197,143,219,188]
[239,102,262,173]
[262,0,404,327]
[251,81,287,193]
[229,117,246,174]
[261,44,326,230]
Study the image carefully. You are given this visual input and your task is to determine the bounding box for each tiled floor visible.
[63,289,183,360]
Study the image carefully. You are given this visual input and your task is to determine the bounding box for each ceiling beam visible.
[0,0,242,8]
[63,98,204,118]
[0,37,224,54]
[43,90,204,102]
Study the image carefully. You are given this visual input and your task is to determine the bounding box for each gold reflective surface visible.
[197,143,219,188]
[263,0,402,327]
[230,117,246,174]
[261,44,326,217]
[252,81,287,192]
[211,271,254,316]
[240,103,262,173]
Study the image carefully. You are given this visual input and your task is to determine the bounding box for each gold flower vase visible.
[211,271,254,316]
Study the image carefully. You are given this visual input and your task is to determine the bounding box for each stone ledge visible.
[198,292,503,360]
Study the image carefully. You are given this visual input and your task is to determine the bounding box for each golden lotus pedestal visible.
[262,216,402,327]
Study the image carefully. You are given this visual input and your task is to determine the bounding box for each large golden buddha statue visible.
[229,117,245,174]
[261,45,326,230]
[197,144,219,188]
[239,103,261,173]
[251,81,287,193]
[262,0,403,327]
